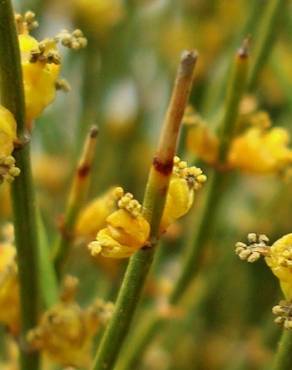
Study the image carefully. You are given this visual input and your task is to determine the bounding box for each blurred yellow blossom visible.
[228,126,292,174]
[0,338,18,370]
[27,276,114,368]
[239,95,258,116]
[32,154,70,192]
[73,0,124,38]
[186,116,219,165]
[249,111,271,129]
[0,242,20,334]
[186,106,292,175]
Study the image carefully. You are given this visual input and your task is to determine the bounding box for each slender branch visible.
[247,0,285,91]
[272,331,292,370]
[172,42,249,302]
[37,210,58,308]
[115,44,249,370]
[217,41,249,162]
[0,1,40,369]
[53,125,99,277]
[91,50,197,370]
[115,2,285,363]
[116,313,164,370]
[78,42,100,146]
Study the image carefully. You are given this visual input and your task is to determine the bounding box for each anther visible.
[235,233,270,262]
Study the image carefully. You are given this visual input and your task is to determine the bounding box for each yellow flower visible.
[0,105,20,183]
[186,106,292,175]
[73,0,124,38]
[236,233,292,328]
[162,177,193,228]
[228,127,292,174]
[236,233,292,300]
[88,159,206,258]
[0,242,20,334]
[19,34,61,124]
[88,188,150,258]
[160,156,207,232]
[89,208,150,259]
[16,13,86,125]
[265,234,292,300]
[27,276,113,368]
[75,187,118,240]
[0,106,17,157]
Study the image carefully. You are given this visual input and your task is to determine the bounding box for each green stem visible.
[247,0,285,91]
[116,313,165,370]
[170,44,248,301]
[53,126,98,277]
[116,172,226,370]
[217,42,249,161]
[201,0,263,118]
[170,170,225,303]
[272,331,292,370]
[78,43,100,145]
[0,1,40,369]
[91,50,197,370]
[37,210,58,308]
[93,247,156,370]
[115,43,249,370]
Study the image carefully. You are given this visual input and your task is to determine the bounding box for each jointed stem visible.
[53,125,99,277]
[169,42,249,305]
[0,1,40,369]
[171,45,248,301]
[91,50,197,370]
[116,44,249,370]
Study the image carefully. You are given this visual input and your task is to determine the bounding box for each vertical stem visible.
[272,331,292,370]
[53,125,99,277]
[78,43,100,145]
[91,50,197,370]
[172,42,249,303]
[0,1,40,369]
[247,0,285,91]
[116,313,165,370]
[37,210,58,308]
[169,170,225,303]
[217,42,249,161]
[115,43,249,370]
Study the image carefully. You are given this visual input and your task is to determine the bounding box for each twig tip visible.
[89,125,99,138]
[180,49,198,76]
[238,37,251,59]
